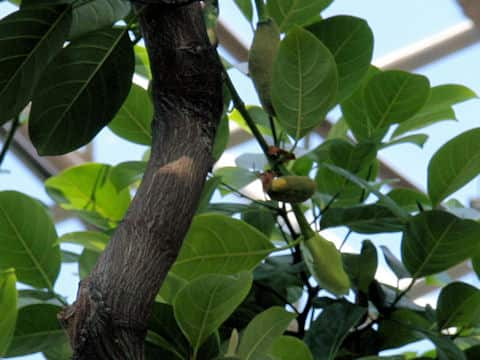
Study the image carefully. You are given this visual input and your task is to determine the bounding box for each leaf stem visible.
[0,115,20,169]
[223,69,271,158]
[390,278,416,308]
[219,181,279,211]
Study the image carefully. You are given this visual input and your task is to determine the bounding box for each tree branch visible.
[59,3,223,359]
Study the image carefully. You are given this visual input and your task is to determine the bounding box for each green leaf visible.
[108,83,153,145]
[58,231,109,252]
[30,27,134,155]
[6,304,67,357]
[392,84,477,138]
[171,214,273,280]
[321,204,405,234]
[422,332,466,360]
[45,163,130,224]
[249,19,280,116]
[377,309,430,350]
[428,128,480,206]
[0,191,60,289]
[307,15,373,102]
[78,249,99,279]
[67,0,130,39]
[0,5,71,125]
[381,134,428,149]
[148,303,189,359]
[381,188,431,213]
[321,163,409,219]
[234,0,253,22]
[364,70,430,136]
[402,210,480,278]
[174,272,252,355]
[241,204,276,236]
[266,0,332,32]
[0,269,17,357]
[110,161,147,192]
[238,307,296,360]
[436,282,480,330]
[134,45,151,79]
[213,115,230,161]
[393,107,456,139]
[342,240,378,292]
[270,336,313,360]
[22,0,131,39]
[17,289,63,308]
[229,106,273,137]
[340,66,381,142]
[380,245,410,279]
[214,166,258,192]
[157,272,188,304]
[305,302,366,360]
[196,177,221,214]
[271,27,338,139]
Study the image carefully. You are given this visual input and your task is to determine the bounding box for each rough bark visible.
[59,2,223,358]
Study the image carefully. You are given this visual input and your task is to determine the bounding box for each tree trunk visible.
[59,2,223,358]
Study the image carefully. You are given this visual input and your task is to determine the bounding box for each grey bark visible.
[59,2,223,358]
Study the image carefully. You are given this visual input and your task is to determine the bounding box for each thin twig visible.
[219,181,279,211]
[0,115,20,168]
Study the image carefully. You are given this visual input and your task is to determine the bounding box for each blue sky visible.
[2,1,480,358]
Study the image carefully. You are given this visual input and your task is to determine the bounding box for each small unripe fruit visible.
[267,176,316,203]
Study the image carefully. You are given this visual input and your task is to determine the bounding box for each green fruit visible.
[248,19,280,116]
[301,234,350,295]
[267,176,316,203]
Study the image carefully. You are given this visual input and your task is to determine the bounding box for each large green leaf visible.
[5,304,67,357]
[148,303,189,359]
[321,163,409,219]
[21,0,130,39]
[321,204,404,234]
[238,307,295,360]
[436,282,480,330]
[249,19,280,116]
[377,309,430,351]
[214,166,258,192]
[364,70,430,136]
[307,15,374,102]
[110,161,147,192]
[340,66,381,142]
[305,302,366,360]
[428,128,480,206]
[174,272,252,356]
[342,240,378,292]
[58,231,109,252]
[392,84,476,137]
[402,210,480,278]
[0,5,71,125]
[30,27,134,155]
[171,214,273,280]
[67,0,130,39]
[45,163,130,224]
[270,336,313,360]
[271,27,338,139]
[0,269,17,357]
[266,0,332,32]
[108,83,153,145]
[0,191,60,289]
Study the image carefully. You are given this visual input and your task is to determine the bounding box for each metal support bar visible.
[374,20,480,71]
